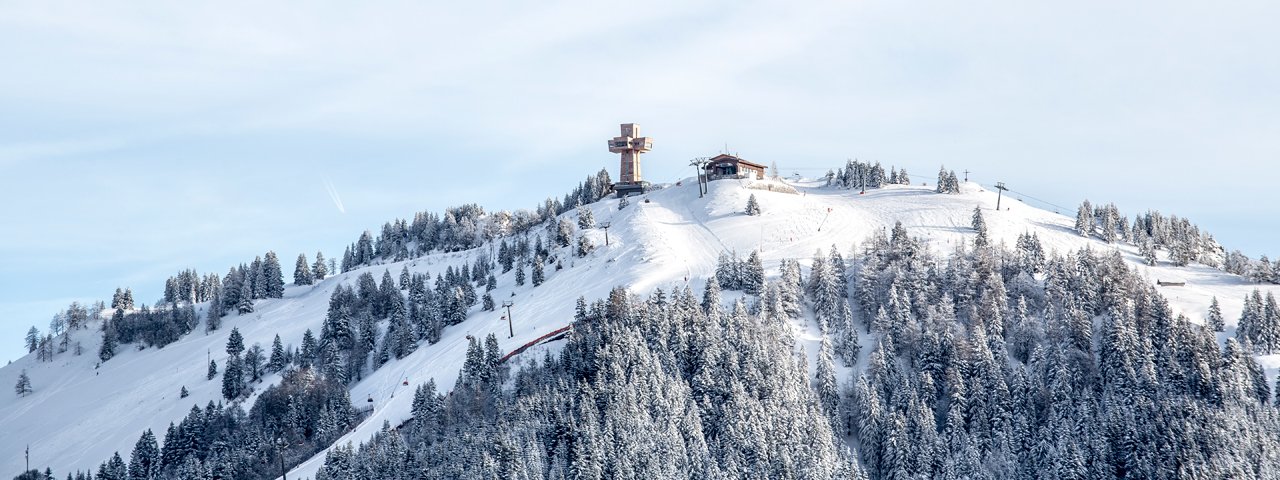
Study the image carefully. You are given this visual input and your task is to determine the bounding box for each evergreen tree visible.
[532,256,545,286]
[498,240,514,273]
[221,353,244,400]
[1238,291,1260,348]
[1074,200,1094,237]
[312,251,328,281]
[1254,256,1275,284]
[236,279,254,314]
[99,453,127,480]
[577,204,596,229]
[268,334,286,372]
[742,250,764,295]
[25,326,39,353]
[745,194,762,216]
[779,259,804,318]
[828,245,848,293]
[205,292,222,333]
[300,329,317,367]
[935,166,960,193]
[702,275,722,315]
[1139,237,1158,266]
[111,288,135,311]
[226,327,244,356]
[1268,292,1280,353]
[556,218,575,248]
[515,262,526,287]
[577,235,595,257]
[14,369,32,397]
[99,320,117,362]
[972,205,989,247]
[834,298,859,365]
[815,338,840,432]
[356,231,374,265]
[207,359,217,380]
[1207,296,1225,332]
[377,270,398,317]
[1099,203,1120,243]
[127,429,160,480]
[221,267,242,312]
[715,251,740,290]
[294,253,313,286]
[250,257,266,300]
[483,292,495,312]
[391,299,416,359]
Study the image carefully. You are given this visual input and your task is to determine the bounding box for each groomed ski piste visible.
[2,175,1276,479]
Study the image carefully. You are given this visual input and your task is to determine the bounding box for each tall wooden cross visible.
[608,123,652,185]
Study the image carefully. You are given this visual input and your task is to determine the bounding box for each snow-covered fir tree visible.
[1207,296,1225,332]
[814,337,840,432]
[127,429,160,480]
[935,165,960,193]
[312,251,328,281]
[577,234,594,257]
[745,193,761,215]
[98,319,117,362]
[226,327,244,356]
[236,279,254,314]
[1074,199,1094,237]
[555,218,575,248]
[577,204,595,229]
[971,205,989,247]
[267,335,286,372]
[1139,236,1158,265]
[205,292,222,333]
[532,255,545,286]
[742,250,764,294]
[221,353,244,400]
[294,253,313,286]
[263,251,285,298]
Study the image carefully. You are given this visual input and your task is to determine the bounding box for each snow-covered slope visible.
[3,176,1276,478]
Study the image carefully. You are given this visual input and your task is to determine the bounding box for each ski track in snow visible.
[2,177,1278,479]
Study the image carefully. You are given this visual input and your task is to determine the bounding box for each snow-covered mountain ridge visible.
[3,175,1276,478]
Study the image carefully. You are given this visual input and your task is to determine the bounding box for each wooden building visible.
[705,154,767,181]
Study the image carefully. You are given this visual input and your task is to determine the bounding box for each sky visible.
[1,0,1277,362]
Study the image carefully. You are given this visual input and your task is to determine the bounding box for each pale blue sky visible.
[2,0,1277,362]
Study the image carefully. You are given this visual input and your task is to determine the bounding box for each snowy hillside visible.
[3,175,1276,478]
